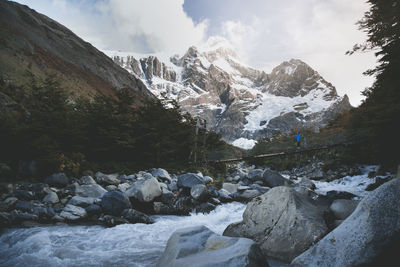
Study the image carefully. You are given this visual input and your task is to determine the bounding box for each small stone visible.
[68,196,95,207]
[43,192,59,204]
[190,184,208,201]
[79,176,96,185]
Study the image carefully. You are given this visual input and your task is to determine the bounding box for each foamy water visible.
[0,202,246,267]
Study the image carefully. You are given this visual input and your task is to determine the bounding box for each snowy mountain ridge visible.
[104,38,351,149]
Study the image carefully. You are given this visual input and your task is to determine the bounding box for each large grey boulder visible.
[177,173,205,189]
[224,186,328,262]
[45,173,69,187]
[291,178,400,267]
[75,184,107,198]
[157,226,268,267]
[329,199,359,220]
[101,191,131,216]
[262,170,287,187]
[125,177,162,202]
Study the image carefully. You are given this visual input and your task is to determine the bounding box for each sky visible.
[14,0,377,106]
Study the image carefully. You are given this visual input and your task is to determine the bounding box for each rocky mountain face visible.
[0,1,154,106]
[109,38,351,149]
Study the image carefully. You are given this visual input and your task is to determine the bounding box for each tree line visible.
[0,75,226,177]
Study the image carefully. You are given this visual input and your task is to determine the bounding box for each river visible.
[0,202,246,267]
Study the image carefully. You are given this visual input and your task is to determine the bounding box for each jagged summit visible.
[268,59,338,99]
[108,43,351,149]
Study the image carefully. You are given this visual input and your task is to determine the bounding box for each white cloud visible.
[15,0,208,55]
[219,0,377,106]
[100,0,208,54]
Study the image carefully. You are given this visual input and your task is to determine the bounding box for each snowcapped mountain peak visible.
[108,45,351,149]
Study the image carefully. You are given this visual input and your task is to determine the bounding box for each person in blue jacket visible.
[294,131,301,148]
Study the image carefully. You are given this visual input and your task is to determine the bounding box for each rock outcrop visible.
[291,178,400,267]
[157,226,268,267]
[224,186,328,262]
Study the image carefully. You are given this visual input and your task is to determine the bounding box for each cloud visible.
[98,0,208,54]
[218,0,377,106]
[15,0,208,54]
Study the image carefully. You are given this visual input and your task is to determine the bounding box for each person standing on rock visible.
[294,131,301,149]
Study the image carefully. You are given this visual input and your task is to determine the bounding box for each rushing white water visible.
[0,202,246,267]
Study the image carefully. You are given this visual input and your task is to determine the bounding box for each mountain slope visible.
[0,1,154,106]
[108,37,351,148]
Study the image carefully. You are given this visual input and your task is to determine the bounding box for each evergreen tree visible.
[349,0,400,167]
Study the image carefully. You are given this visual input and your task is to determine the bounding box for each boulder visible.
[222,183,239,194]
[262,169,287,187]
[96,174,120,186]
[168,180,178,192]
[157,226,268,267]
[151,168,172,183]
[42,192,59,204]
[125,177,162,202]
[190,184,208,201]
[75,184,107,198]
[248,169,264,181]
[224,186,328,262]
[177,173,205,189]
[121,208,154,224]
[45,173,69,187]
[106,185,117,191]
[60,204,87,221]
[160,189,176,205]
[329,199,359,220]
[135,171,154,180]
[218,189,233,202]
[203,176,213,184]
[85,204,102,215]
[101,191,131,216]
[79,176,96,185]
[68,196,95,207]
[118,183,131,192]
[291,178,400,267]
